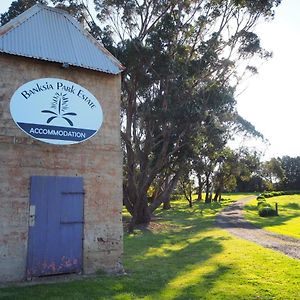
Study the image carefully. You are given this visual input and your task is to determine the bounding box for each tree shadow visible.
[283,202,300,210]
[0,202,232,299]
[119,234,226,299]
[172,264,232,300]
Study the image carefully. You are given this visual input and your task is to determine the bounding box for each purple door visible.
[27,176,84,278]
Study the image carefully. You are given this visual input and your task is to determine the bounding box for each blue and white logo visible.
[10,78,103,145]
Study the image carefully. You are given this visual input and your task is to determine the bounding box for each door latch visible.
[29,205,36,227]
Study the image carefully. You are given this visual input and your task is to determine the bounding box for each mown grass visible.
[1,196,300,299]
[244,194,300,239]
[191,192,257,202]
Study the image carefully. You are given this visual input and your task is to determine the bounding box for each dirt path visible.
[216,196,300,260]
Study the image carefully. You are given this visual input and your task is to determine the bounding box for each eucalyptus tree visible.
[280,156,300,191]
[261,157,285,189]
[92,0,281,227]
[212,147,260,199]
[211,148,238,201]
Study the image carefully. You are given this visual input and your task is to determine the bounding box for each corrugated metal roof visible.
[0,4,124,74]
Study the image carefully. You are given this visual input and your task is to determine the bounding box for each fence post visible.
[275,202,278,216]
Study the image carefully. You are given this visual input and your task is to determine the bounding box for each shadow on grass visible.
[0,202,232,300]
[0,235,226,300]
[171,264,231,300]
[284,202,300,210]
[121,234,225,299]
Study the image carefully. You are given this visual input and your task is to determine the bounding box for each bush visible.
[258,205,277,217]
[257,200,267,207]
[258,202,271,208]
[257,191,300,204]
[263,192,272,198]
[272,191,283,196]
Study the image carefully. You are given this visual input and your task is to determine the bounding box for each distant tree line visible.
[176,154,300,208]
[239,156,300,192]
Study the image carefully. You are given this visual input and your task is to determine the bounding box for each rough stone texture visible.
[0,53,123,282]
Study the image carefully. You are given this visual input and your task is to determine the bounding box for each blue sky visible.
[0,0,299,160]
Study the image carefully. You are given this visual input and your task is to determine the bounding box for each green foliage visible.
[2,195,300,299]
[280,156,300,190]
[263,192,273,198]
[234,115,264,139]
[106,0,282,222]
[237,155,300,194]
[258,204,277,217]
[270,191,283,196]
[258,202,271,208]
[261,190,300,198]
[255,191,300,218]
[257,200,266,207]
[245,194,300,239]
[256,193,282,216]
[0,0,283,224]
[259,156,300,192]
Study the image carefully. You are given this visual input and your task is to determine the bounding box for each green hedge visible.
[258,191,300,200]
[258,205,277,217]
[255,191,287,217]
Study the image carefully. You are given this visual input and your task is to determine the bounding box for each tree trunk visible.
[149,172,181,212]
[205,173,211,203]
[163,197,171,210]
[205,192,210,203]
[197,174,203,201]
[128,194,151,233]
[213,189,220,202]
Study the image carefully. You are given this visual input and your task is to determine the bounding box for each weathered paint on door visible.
[27,176,84,277]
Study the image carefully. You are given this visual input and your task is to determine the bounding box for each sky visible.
[235,0,300,159]
[0,0,299,160]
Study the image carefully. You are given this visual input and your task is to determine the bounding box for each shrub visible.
[257,200,267,207]
[257,195,265,200]
[258,205,277,217]
[263,192,272,198]
[258,202,271,208]
[272,191,283,196]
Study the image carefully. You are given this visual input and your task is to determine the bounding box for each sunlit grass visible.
[244,194,300,239]
[157,228,300,300]
[1,195,300,299]
[222,192,258,201]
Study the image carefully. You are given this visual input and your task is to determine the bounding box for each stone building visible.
[0,4,124,282]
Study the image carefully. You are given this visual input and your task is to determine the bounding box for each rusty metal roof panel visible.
[0,4,124,74]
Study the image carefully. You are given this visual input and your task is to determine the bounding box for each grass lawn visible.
[1,196,300,299]
[191,193,257,202]
[244,194,300,239]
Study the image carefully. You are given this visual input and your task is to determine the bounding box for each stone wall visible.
[0,53,123,282]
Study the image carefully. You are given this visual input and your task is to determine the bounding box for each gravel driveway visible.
[216,196,300,260]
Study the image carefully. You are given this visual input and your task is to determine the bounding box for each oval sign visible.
[10,78,103,145]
